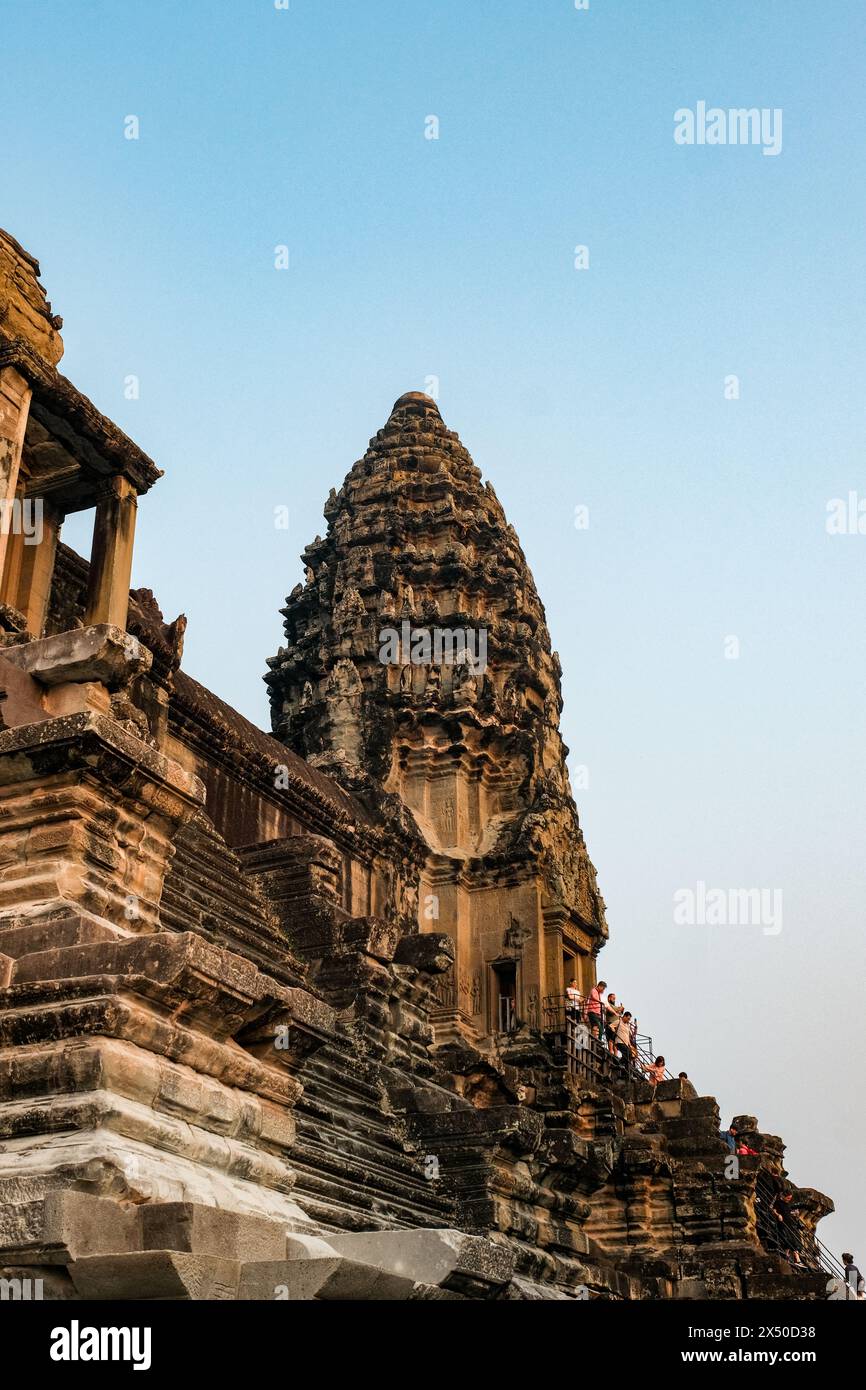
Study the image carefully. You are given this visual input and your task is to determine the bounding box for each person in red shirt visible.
[585,980,606,1043]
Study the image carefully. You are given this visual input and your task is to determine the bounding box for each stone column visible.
[543,910,565,1003]
[14,501,60,637]
[84,475,137,629]
[0,366,32,590]
[0,487,25,607]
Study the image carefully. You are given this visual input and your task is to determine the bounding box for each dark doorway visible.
[492,960,517,1033]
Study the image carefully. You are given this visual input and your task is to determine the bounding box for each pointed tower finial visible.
[265,395,607,1048]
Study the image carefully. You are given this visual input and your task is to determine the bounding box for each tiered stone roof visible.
[267,391,606,936]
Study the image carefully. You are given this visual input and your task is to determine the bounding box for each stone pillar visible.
[0,366,32,590]
[578,948,595,996]
[14,501,60,637]
[0,486,25,607]
[543,912,564,1004]
[84,475,137,629]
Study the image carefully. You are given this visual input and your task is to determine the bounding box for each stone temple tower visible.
[266,392,607,1047]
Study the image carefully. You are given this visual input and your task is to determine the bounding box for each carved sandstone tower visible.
[267,391,606,1047]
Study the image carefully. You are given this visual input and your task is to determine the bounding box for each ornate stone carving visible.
[527,989,539,1031]
[431,962,456,1010]
[470,971,481,1015]
[504,915,531,952]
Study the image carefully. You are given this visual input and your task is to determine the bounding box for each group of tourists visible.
[563,980,863,1293]
[565,979,668,1086]
[564,981,860,1292]
[721,1123,759,1158]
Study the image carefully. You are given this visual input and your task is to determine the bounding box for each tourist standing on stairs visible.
[643,1055,666,1101]
[616,1010,635,1067]
[565,981,582,1065]
[585,980,606,1043]
[605,992,623,1056]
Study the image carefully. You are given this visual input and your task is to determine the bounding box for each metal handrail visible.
[754,1170,844,1283]
[814,1237,846,1279]
[542,995,674,1080]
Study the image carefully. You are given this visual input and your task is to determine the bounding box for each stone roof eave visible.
[0,332,162,498]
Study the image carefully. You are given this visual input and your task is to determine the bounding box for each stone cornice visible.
[0,708,204,811]
[0,333,162,496]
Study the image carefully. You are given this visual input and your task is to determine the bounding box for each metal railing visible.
[497,995,516,1034]
[542,998,650,1088]
[754,1167,845,1288]
[562,1018,621,1085]
[542,995,673,1086]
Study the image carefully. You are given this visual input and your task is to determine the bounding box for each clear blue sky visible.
[3,0,864,1266]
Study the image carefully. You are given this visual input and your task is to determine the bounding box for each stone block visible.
[238,1256,416,1301]
[325,1228,514,1290]
[2,625,151,689]
[0,654,48,728]
[0,229,64,364]
[138,1203,288,1263]
[69,1250,241,1300]
[394,932,455,973]
[0,1191,139,1264]
[341,916,401,962]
